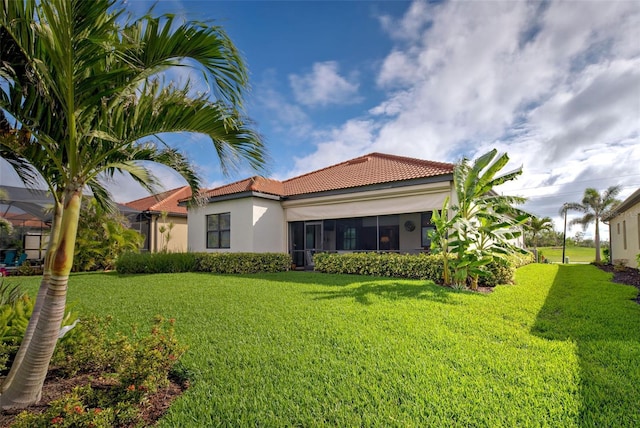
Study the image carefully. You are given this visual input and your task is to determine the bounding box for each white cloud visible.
[378,0,431,42]
[287,119,378,177]
[289,61,361,107]
[287,0,640,236]
[251,69,312,139]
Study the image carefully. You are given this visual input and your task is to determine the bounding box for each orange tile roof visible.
[203,176,285,199]
[202,153,453,200]
[284,152,453,196]
[124,186,191,215]
[1,212,49,228]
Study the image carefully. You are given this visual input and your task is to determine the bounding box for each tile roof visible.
[283,152,454,196]
[124,186,191,215]
[203,152,454,200]
[203,176,284,199]
[1,212,49,228]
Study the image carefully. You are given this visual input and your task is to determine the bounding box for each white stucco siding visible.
[187,198,256,252]
[282,182,452,222]
[251,198,286,252]
[610,207,640,268]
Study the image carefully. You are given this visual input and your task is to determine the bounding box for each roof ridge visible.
[205,176,261,194]
[369,152,455,168]
[247,176,284,192]
[282,154,373,184]
[124,185,188,206]
[149,185,191,211]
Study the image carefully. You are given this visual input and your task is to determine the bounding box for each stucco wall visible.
[187,197,285,253]
[609,204,640,267]
[251,198,286,253]
[153,215,188,253]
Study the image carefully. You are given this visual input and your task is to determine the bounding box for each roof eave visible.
[285,174,453,201]
[603,188,640,221]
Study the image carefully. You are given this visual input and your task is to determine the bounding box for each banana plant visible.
[430,149,530,290]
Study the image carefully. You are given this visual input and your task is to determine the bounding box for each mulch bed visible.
[597,264,640,303]
[0,371,187,427]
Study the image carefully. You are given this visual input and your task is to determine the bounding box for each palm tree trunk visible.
[594,217,601,262]
[0,190,81,409]
[1,202,62,394]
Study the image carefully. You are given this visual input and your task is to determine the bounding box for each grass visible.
[537,246,600,263]
[10,264,640,426]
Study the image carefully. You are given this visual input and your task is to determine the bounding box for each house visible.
[124,186,191,252]
[1,185,143,261]
[605,188,640,268]
[185,153,457,268]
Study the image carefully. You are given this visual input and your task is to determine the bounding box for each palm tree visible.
[564,186,621,263]
[0,0,265,409]
[527,216,554,252]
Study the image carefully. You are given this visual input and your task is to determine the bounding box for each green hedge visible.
[115,252,291,275]
[196,253,291,274]
[314,252,444,281]
[115,252,199,274]
[479,253,534,287]
[314,252,535,286]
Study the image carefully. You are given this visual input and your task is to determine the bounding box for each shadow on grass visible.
[531,264,640,426]
[306,280,477,305]
[234,271,365,287]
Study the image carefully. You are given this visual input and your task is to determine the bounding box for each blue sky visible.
[2,0,639,238]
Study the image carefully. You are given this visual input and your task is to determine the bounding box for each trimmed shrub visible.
[115,252,291,275]
[195,253,291,274]
[314,252,444,282]
[479,254,534,287]
[314,252,533,287]
[115,252,198,274]
[17,316,187,428]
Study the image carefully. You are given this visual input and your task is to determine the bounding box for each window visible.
[343,227,357,250]
[623,220,627,250]
[207,213,230,249]
[421,211,435,248]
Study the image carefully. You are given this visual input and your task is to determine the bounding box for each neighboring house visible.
[605,188,640,268]
[124,186,191,252]
[185,153,459,268]
[1,185,143,261]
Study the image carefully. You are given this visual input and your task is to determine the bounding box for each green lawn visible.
[11,264,640,426]
[538,246,600,263]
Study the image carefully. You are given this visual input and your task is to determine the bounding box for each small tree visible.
[74,198,143,271]
[157,211,175,253]
[564,186,621,263]
[0,189,13,236]
[0,0,265,408]
[526,216,553,251]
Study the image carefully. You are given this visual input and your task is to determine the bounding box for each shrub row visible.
[196,252,291,274]
[314,252,444,281]
[115,252,291,275]
[115,252,198,274]
[480,253,535,287]
[314,251,534,287]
